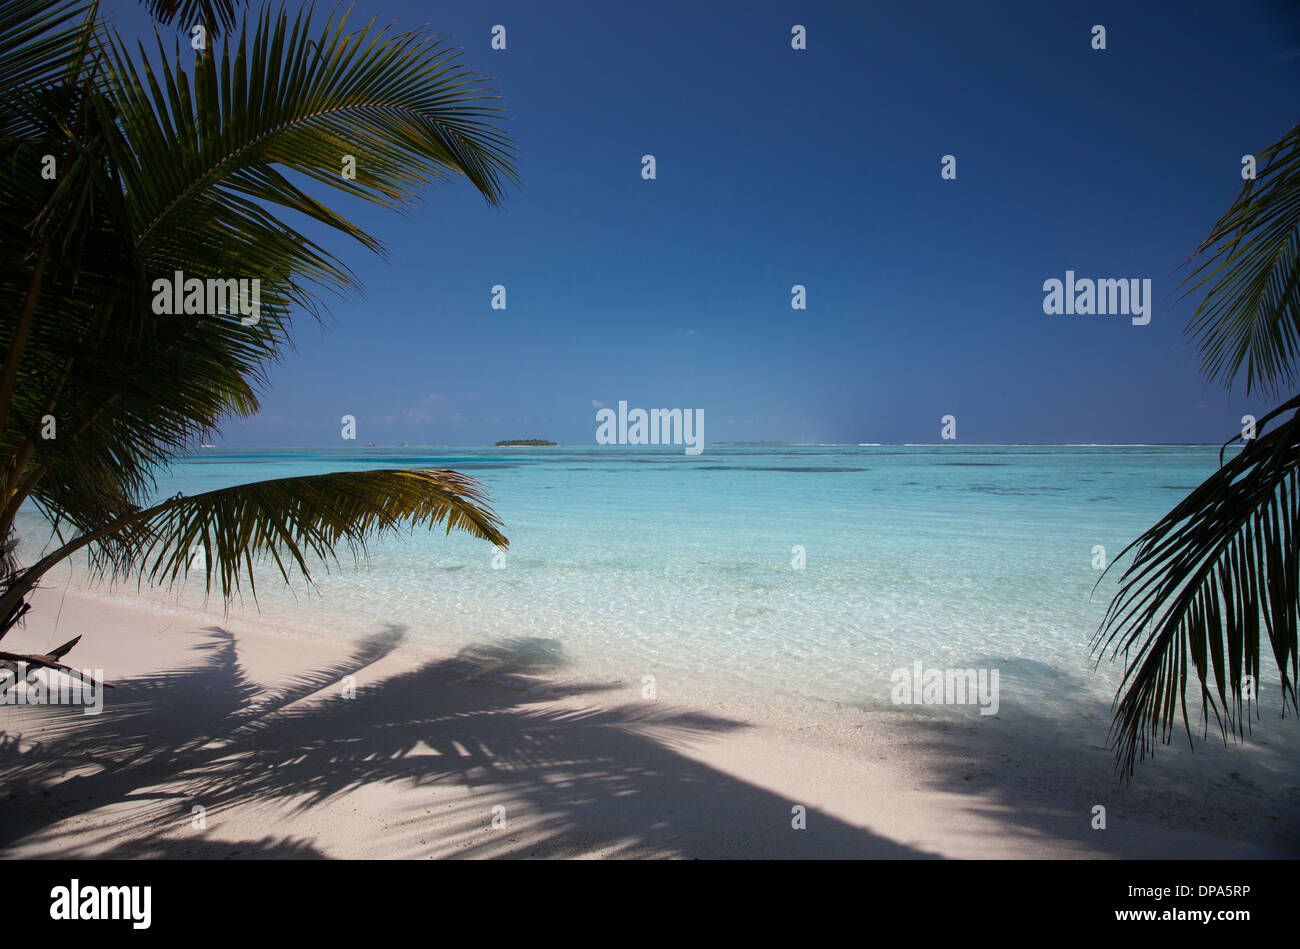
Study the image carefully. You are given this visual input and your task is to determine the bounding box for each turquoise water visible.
[12,445,1253,716]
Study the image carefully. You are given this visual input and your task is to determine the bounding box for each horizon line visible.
[185,441,1242,450]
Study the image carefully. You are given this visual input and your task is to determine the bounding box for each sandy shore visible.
[1,585,1297,859]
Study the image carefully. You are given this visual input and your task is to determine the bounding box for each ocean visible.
[11,444,1267,722]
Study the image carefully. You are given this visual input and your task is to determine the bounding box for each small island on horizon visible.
[495,438,557,447]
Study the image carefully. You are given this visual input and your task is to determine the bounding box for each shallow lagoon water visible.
[15,444,1273,722]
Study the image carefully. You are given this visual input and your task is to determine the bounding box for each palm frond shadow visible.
[878,661,1300,857]
[0,625,931,859]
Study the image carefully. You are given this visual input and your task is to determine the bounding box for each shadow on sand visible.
[870,655,1300,856]
[0,625,928,859]
[4,625,1296,858]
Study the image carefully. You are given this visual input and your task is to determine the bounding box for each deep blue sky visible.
[104,0,1300,446]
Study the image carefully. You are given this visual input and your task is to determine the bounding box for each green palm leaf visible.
[1097,121,1300,776]
[2,469,507,619]
[2,1,515,529]
[0,0,94,99]
[1095,398,1300,776]
[1182,124,1300,398]
[0,1,517,656]
[109,4,516,265]
[0,5,519,539]
[139,0,245,35]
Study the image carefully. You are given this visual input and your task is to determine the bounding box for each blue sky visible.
[105,0,1300,446]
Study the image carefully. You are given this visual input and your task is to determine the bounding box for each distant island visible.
[495,439,556,447]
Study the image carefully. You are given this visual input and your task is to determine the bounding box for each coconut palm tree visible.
[0,0,515,675]
[1095,123,1300,777]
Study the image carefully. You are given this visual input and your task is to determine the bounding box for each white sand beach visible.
[1,586,1296,859]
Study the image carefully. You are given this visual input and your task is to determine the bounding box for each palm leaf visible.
[0,0,95,99]
[5,469,507,612]
[1094,398,1300,776]
[1182,124,1300,398]
[108,5,517,268]
[138,0,244,35]
[0,2,516,664]
[1,2,516,554]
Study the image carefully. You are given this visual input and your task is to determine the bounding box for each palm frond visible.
[0,0,95,98]
[1094,396,1300,777]
[0,2,516,661]
[1182,124,1300,397]
[1,2,516,551]
[138,0,243,35]
[5,469,507,612]
[106,4,517,270]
